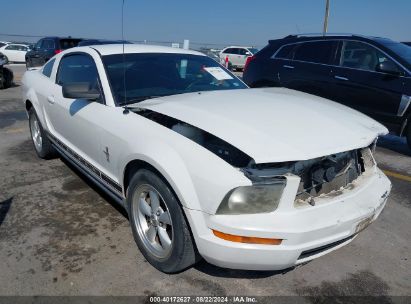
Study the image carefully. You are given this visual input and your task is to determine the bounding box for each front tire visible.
[127,169,199,273]
[28,108,55,159]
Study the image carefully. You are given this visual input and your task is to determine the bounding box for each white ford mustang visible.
[22,44,391,273]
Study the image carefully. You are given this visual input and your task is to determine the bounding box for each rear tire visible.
[28,108,55,159]
[127,169,200,273]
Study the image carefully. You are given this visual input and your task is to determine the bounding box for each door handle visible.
[334,75,349,81]
[47,95,55,104]
[283,65,295,69]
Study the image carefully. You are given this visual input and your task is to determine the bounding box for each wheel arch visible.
[23,86,49,127]
[25,99,33,111]
[121,154,202,211]
[123,159,165,197]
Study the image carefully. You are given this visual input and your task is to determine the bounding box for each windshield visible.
[102,53,246,105]
[382,41,411,66]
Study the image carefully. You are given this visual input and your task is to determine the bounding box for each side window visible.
[274,44,295,59]
[238,48,247,55]
[42,39,55,50]
[42,59,55,78]
[223,48,233,54]
[5,45,17,50]
[293,41,335,64]
[56,54,100,89]
[340,41,397,72]
[35,40,42,49]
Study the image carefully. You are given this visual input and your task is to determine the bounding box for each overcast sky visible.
[1,0,410,48]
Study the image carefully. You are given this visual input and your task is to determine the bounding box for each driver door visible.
[46,53,106,168]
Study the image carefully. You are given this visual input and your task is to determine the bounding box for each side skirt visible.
[48,134,126,209]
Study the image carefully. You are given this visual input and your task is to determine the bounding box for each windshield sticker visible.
[204,67,233,80]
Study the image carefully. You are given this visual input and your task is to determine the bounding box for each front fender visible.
[120,141,202,211]
[118,132,251,214]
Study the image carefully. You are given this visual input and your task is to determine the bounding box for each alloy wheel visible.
[30,114,42,152]
[132,184,174,259]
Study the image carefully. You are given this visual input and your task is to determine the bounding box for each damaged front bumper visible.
[185,167,391,270]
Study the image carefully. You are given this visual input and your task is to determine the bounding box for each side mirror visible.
[245,51,252,56]
[62,82,100,100]
[376,61,402,76]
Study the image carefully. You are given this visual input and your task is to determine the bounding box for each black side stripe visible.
[47,133,123,194]
[133,108,254,168]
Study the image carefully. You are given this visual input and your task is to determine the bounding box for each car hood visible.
[134,88,388,164]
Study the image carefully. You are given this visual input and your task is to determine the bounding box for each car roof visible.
[78,39,132,46]
[223,46,253,49]
[269,34,396,45]
[42,36,83,40]
[82,44,206,56]
[5,43,29,46]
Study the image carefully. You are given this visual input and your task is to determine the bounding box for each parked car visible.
[219,46,259,70]
[0,43,30,63]
[22,44,391,273]
[25,36,82,68]
[78,39,132,46]
[0,52,13,89]
[243,34,411,148]
[0,41,11,48]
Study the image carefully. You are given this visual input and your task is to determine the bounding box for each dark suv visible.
[243,34,411,148]
[25,37,82,68]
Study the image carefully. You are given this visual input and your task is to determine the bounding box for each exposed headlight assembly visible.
[216,178,286,215]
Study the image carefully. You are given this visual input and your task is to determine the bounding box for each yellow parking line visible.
[4,127,26,134]
[383,170,411,183]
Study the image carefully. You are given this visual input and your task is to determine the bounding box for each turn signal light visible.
[212,230,282,245]
[54,49,62,54]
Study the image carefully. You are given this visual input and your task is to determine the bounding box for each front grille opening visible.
[298,235,356,260]
[294,148,374,206]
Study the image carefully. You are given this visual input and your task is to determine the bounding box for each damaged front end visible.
[243,144,376,208]
[133,107,378,211]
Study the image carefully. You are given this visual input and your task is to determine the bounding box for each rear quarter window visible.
[42,59,55,77]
